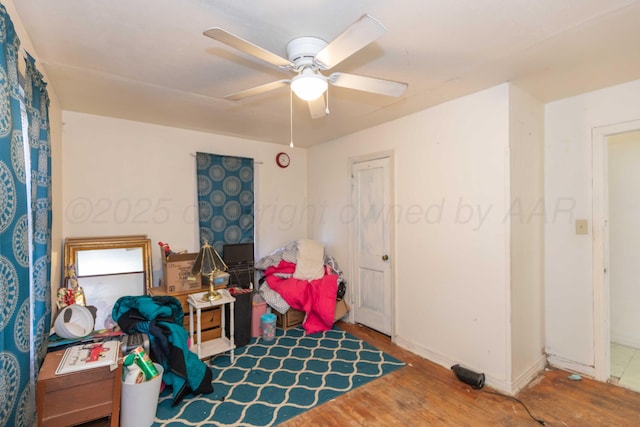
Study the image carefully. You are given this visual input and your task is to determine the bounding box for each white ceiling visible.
[13,0,640,147]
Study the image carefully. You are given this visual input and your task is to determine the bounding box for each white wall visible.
[608,131,640,348]
[545,79,640,372]
[508,85,545,389]
[308,84,514,389]
[61,112,308,285]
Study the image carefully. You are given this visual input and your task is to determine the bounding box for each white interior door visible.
[351,157,393,335]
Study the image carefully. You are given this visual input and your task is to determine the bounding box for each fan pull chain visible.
[289,89,294,148]
[325,89,330,115]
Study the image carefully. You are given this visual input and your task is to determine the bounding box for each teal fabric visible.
[196,153,254,253]
[0,5,51,426]
[113,294,184,325]
[25,52,52,385]
[112,295,212,406]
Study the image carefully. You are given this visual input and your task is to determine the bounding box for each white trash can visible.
[120,363,164,427]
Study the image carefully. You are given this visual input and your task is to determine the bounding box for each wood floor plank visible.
[281,321,640,427]
[80,321,640,426]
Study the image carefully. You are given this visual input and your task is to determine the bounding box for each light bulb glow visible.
[291,71,328,101]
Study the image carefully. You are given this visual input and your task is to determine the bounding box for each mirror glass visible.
[76,247,144,276]
[64,235,152,331]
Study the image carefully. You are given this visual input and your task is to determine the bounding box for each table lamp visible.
[191,240,228,302]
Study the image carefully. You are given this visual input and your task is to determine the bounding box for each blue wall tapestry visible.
[196,153,254,253]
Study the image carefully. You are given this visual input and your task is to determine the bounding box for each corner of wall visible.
[508,82,546,385]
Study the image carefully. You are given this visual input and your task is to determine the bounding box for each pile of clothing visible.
[113,295,213,406]
[256,239,346,334]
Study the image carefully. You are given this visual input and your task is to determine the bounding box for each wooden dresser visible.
[37,348,122,427]
[149,285,222,343]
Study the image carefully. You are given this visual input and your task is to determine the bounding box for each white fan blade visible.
[329,72,407,97]
[314,14,386,69]
[308,96,328,119]
[204,28,293,69]
[225,80,290,101]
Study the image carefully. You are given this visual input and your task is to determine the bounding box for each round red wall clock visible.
[276,152,290,168]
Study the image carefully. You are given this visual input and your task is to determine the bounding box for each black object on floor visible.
[225,287,252,348]
[451,364,485,389]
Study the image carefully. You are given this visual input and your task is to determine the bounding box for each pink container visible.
[251,295,267,338]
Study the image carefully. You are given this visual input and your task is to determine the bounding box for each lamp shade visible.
[291,70,328,101]
[191,241,227,276]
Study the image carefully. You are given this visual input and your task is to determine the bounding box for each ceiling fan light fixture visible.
[291,70,328,101]
[207,14,407,118]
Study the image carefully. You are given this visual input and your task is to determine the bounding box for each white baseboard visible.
[394,335,454,371]
[611,334,640,350]
[546,354,595,378]
[511,355,547,394]
[392,335,549,394]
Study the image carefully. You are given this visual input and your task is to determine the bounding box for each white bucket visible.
[54,304,94,339]
[120,363,164,427]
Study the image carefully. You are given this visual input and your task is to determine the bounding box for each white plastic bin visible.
[120,363,164,427]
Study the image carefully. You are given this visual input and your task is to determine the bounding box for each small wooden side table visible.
[188,289,236,362]
[37,347,122,427]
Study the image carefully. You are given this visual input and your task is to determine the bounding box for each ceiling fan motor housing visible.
[286,37,327,69]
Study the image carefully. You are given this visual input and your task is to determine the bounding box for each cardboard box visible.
[275,307,305,330]
[161,252,200,294]
[334,298,350,321]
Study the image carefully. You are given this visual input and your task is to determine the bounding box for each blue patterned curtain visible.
[25,53,52,380]
[196,153,254,253]
[0,5,51,427]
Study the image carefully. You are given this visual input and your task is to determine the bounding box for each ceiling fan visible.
[204,14,408,119]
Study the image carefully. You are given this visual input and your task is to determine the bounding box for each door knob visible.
[382,254,389,261]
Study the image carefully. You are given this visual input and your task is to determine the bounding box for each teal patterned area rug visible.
[153,326,405,426]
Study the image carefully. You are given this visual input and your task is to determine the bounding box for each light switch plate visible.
[576,219,589,235]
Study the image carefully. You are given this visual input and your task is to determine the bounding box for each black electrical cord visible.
[479,388,546,425]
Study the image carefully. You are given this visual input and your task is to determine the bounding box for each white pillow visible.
[293,239,325,281]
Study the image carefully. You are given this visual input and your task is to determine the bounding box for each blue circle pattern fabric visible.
[196,153,254,251]
[0,9,53,426]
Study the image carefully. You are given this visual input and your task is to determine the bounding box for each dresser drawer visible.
[183,306,221,330]
[198,327,222,343]
[37,349,122,427]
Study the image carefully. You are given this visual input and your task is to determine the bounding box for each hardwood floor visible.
[282,321,640,427]
[80,321,640,426]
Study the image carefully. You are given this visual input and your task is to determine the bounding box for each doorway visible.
[606,130,640,391]
[593,120,640,388]
[350,153,394,336]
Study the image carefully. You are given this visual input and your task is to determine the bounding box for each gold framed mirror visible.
[63,235,152,331]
